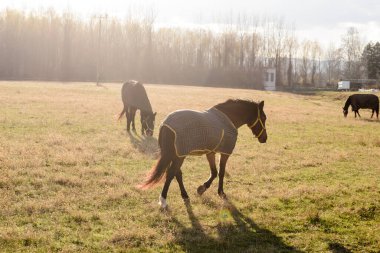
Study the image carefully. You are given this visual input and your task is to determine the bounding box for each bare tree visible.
[285,27,298,88]
[300,40,312,86]
[325,43,343,86]
[310,41,322,87]
[341,27,364,79]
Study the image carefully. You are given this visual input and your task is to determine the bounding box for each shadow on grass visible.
[169,198,303,253]
[328,242,352,253]
[287,91,318,96]
[127,131,158,155]
[362,118,380,123]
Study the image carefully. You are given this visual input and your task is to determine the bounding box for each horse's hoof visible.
[197,185,207,195]
[218,192,227,199]
[158,195,167,209]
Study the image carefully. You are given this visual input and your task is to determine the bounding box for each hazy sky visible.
[1,0,379,47]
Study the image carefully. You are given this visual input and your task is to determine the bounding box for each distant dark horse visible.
[139,99,267,208]
[343,94,379,119]
[118,80,156,136]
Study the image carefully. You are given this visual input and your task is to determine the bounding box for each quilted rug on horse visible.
[161,108,238,157]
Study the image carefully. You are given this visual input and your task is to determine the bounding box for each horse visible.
[343,94,379,119]
[139,99,267,209]
[118,80,156,136]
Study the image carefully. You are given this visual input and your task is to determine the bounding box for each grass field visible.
[0,81,379,253]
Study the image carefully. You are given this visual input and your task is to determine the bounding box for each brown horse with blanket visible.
[139,99,267,209]
[118,80,156,136]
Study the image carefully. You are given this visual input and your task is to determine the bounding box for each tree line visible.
[0,9,378,88]
[362,42,380,80]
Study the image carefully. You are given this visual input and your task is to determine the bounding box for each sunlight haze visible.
[1,0,379,47]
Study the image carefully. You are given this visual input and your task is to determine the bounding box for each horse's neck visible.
[344,97,351,110]
[217,103,253,129]
[141,109,153,116]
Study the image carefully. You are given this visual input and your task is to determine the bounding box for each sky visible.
[1,0,379,48]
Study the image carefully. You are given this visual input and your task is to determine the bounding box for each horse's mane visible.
[343,96,351,110]
[214,99,258,110]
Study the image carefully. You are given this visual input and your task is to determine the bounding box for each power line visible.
[95,14,107,86]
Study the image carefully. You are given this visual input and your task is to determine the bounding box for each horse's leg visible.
[217,154,230,198]
[175,168,189,200]
[357,110,361,118]
[126,106,131,131]
[130,107,137,132]
[159,157,184,208]
[371,109,374,118]
[140,114,145,135]
[197,153,218,195]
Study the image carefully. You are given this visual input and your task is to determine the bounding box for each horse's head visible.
[142,112,157,136]
[343,107,348,117]
[248,101,267,143]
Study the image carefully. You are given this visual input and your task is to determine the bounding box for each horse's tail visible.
[118,106,126,121]
[138,125,175,189]
[138,154,172,189]
[118,82,130,120]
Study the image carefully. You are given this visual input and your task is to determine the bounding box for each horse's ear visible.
[259,101,264,109]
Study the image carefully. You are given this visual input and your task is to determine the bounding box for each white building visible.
[263,68,276,91]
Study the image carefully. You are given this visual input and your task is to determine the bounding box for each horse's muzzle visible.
[258,132,267,143]
[146,130,153,136]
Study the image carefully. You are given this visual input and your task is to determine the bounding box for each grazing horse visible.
[343,94,379,119]
[139,99,267,209]
[118,80,156,136]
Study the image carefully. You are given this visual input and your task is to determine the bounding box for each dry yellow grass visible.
[0,81,379,252]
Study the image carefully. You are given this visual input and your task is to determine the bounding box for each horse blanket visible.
[122,80,152,112]
[161,108,238,157]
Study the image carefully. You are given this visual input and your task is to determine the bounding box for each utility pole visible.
[96,14,107,86]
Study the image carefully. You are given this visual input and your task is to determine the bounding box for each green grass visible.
[0,81,379,252]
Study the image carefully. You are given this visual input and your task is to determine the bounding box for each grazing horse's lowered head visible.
[141,111,157,137]
[343,107,349,118]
